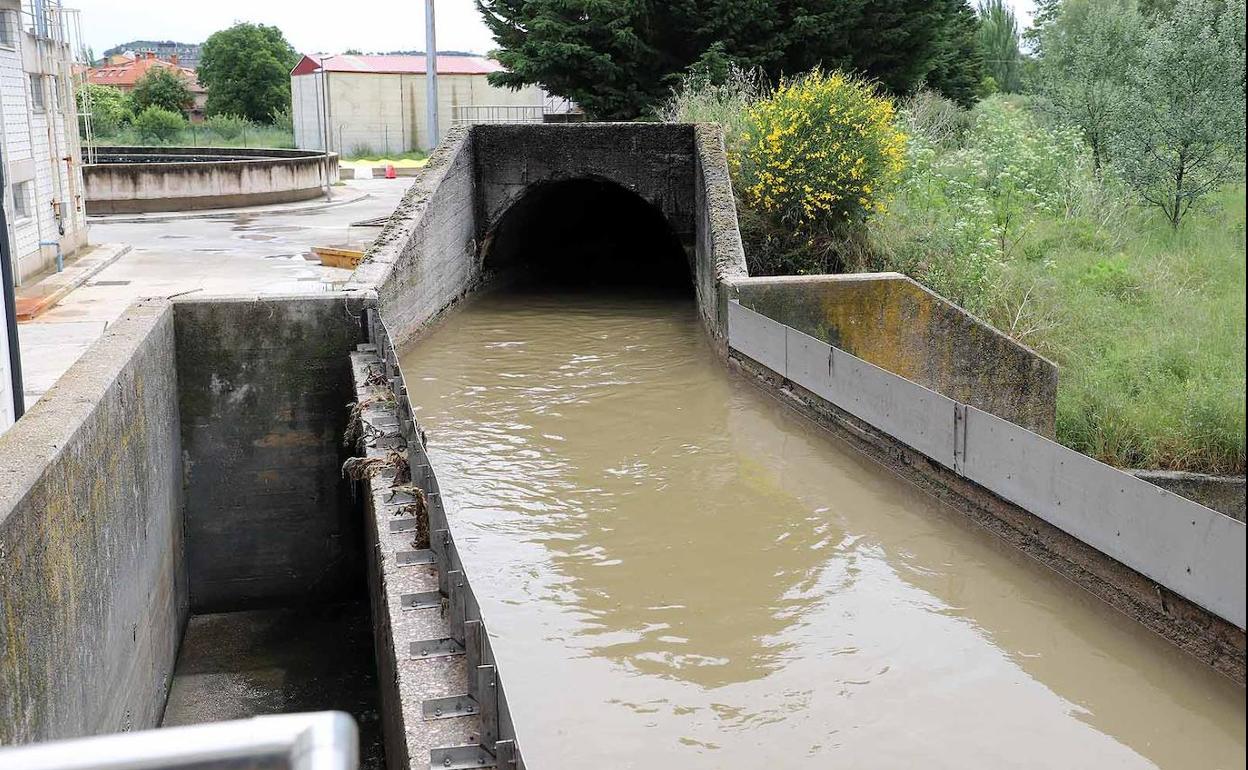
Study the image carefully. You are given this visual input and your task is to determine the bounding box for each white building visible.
[290,54,551,153]
[0,0,89,286]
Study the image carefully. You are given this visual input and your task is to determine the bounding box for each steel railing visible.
[0,711,358,770]
[451,105,545,127]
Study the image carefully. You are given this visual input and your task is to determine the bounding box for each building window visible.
[0,11,15,48]
[13,181,32,220]
[29,74,45,111]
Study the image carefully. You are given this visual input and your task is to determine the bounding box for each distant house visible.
[101,40,202,70]
[290,54,554,153]
[87,52,207,121]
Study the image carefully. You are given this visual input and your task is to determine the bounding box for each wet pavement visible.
[17,179,409,406]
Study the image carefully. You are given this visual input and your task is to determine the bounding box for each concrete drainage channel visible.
[0,123,1243,767]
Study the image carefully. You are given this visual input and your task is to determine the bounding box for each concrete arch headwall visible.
[346,123,748,347]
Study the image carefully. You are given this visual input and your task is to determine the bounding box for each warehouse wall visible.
[292,71,545,154]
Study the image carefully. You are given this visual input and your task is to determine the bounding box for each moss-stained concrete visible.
[0,300,185,744]
[731,273,1058,436]
[173,294,367,612]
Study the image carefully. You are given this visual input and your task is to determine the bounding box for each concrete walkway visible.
[14,243,131,321]
[17,178,408,407]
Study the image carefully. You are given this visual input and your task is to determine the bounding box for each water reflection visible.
[400,291,1245,769]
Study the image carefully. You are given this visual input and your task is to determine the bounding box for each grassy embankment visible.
[998,184,1244,475]
[872,96,1245,475]
[670,85,1245,475]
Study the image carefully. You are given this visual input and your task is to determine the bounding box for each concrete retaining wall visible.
[730,273,1058,435]
[348,127,480,347]
[1131,470,1246,522]
[173,294,366,612]
[84,147,338,215]
[693,124,749,337]
[0,301,185,744]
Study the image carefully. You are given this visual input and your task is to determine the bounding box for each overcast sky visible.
[73,0,1038,60]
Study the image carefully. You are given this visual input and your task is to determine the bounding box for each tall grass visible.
[93,121,295,149]
[1011,186,1245,474]
[874,94,1245,473]
[658,65,765,156]
[661,77,1246,474]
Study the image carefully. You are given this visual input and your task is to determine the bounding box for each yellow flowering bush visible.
[735,70,907,232]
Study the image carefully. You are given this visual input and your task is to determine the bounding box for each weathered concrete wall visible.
[349,123,747,343]
[1131,470,1246,522]
[473,123,698,249]
[348,127,480,346]
[84,147,338,214]
[174,294,366,612]
[730,273,1058,435]
[0,300,185,744]
[693,124,749,337]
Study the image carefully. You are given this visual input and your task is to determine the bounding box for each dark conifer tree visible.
[477,0,985,118]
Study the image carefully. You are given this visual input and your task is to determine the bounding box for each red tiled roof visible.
[290,54,503,77]
[87,55,205,93]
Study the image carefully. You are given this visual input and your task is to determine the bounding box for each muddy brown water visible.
[399,291,1245,769]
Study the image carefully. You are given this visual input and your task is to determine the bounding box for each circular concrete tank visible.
[83,146,339,215]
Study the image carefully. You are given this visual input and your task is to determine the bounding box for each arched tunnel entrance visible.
[482,178,692,290]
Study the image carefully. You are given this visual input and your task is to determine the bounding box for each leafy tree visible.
[130,67,195,116]
[132,105,187,144]
[977,0,1023,92]
[1031,0,1143,172]
[477,0,985,119]
[1112,0,1246,228]
[77,83,132,136]
[199,22,299,122]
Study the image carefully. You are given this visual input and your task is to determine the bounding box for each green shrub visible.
[204,113,250,140]
[735,70,907,231]
[862,95,1100,313]
[900,90,971,149]
[270,107,294,134]
[78,83,133,137]
[131,105,187,144]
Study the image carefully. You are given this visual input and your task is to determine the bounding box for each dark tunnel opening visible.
[483,178,693,291]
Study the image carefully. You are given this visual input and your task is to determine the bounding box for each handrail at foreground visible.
[0,711,358,770]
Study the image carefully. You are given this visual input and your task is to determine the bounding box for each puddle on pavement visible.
[400,290,1245,770]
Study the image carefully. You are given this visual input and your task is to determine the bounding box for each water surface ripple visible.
[400,292,1244,769]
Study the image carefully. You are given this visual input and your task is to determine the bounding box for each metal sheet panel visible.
[961,405,1246,628]
[728,301,786,375]
[784,327,957,469]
